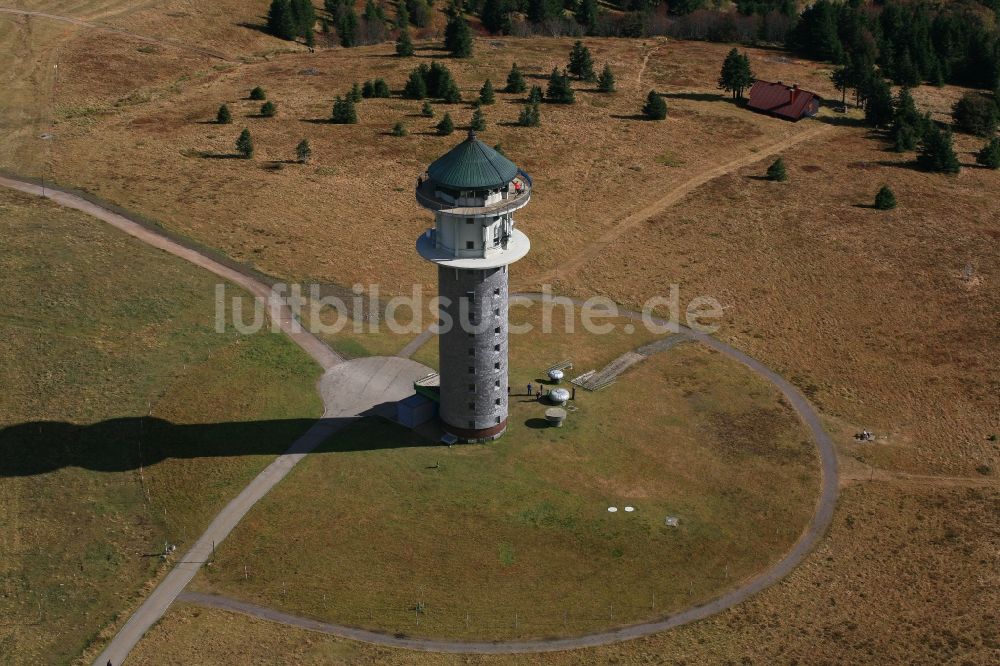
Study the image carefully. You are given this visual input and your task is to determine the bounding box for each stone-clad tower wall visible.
[436,265,509,440]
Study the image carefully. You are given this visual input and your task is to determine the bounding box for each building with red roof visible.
[747,80,821,121]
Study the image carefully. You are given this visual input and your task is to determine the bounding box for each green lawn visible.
[0,189,323,664]
[196,334,819,640]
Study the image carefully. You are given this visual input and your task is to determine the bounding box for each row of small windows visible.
[469,380,503,391]
[468,343,503,355]
[468,398,503,409]
[468,362,503,372]
[468,416,503,428]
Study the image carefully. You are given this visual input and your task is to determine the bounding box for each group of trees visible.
[267,0,317,45]
[403,61,463,102]
[232,129,311,163]
[215,87,280,126]
[718,48,754,100]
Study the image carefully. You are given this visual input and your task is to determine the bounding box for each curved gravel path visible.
[181,295,839,654]
[2,178,837,660]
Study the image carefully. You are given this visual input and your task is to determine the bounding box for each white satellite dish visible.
[624,506,635,512]
[607,506,618,512]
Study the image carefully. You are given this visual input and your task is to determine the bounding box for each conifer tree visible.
[338,7,358,47]
[392,121,408,136]
[362,80,376,98]
[331,96,358,124]
[597,63,615,93]
[373,79,391,98]
[290,0,316,38]
[718,48,754,101]
[260,100,278,117]
[506,63,526,93]
[481,0,511,35]
[267,0,296,41]
[890,87,922,152]
[546,69,575,104]
[470,107,486,131]
[642,90,667,120]
[568,41,596,82]
[479,79,495,105]
[217,104,232,124]
[444,12,473,58]
[395,0,409,28]
[396,28,414,56]
[863,76,894,128]
[250,86,267,101]
[441,79,462,103]
[976,138,1000,169]
[952,93,999,137]
[575,0,598,35]
[917,124,960,174]
[436,112,455,135]
[528,85,543,104]
[874,185,897,210]
[518,101,540,127]
[766,158,787,181]
[421,100,435,117]
[236,128,254,158]
[404,69,428,99]
[349,82,363,103]
[296,138,312,163]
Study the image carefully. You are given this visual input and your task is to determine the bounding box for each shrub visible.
[874,185,897,210]
[249,86,266,101]
[362,80,376,98]
[296,138,311,163]
[216,104,232,124]
[348,82,363,103]
[372,79,391,98]
[236,128,254,158]
[260,101,277,117]
[331,96,357,124]
[976,138,1000,169]
[766,158,787,182]
[528,85,543,104]
[506,63,526,93]
[952,92,999,137]
[642,90,667,120]
[421,100,434,118]
[436,112,455,135]
[391,121,407,136]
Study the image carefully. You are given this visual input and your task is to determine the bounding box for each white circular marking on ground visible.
[607,506,618,512]
[624,506,635,512]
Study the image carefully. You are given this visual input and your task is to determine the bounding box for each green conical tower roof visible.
[427,130,518,190]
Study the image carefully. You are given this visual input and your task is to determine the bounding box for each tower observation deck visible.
[415,130,532,442]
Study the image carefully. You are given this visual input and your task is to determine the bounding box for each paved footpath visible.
[1,177,838,660]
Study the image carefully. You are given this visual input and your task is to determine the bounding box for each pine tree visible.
[568,41,596,82]
[421,100,435,117]
[528,85,543,104]
[890,87,922,152]
[349,82,363,103]
[436,112,455,135]
[392,121,408,136]
[216,104,232,124]
[250,86,267,101]
[260,100,278,117]
[976,138,1000,169]
[642,90,667,120]
[874,185,897,210]
[267,0,296,40]
[470,107,486,131]
[830,65,849,106]
[917,125,960,174]
[546,68,575,104]
[718,48,754,101]
[505,63,526,93]
[236,128,254,158]
[766,158,787,181]
[338,7,358,47]
[331,96,358,124]
[395,0,409,28]
[479,79,495,105]
[597,63,615,93]
[396,28,414,56]
[362,80,376,98]
[518,101,540,127]
[290,0,316,38]
[863,77,894,128]
[481,0,511,35]
[296,138,312,163]
[444,13,473,58]
[373,79,391,98]
[441,79,462,103]
[575,0,598,35]
[363,0,384,22]
[404,69,428,99]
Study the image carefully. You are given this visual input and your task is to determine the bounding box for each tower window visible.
[469,383,476,391]
[494,362,501,369]
[495,398,501,405]
[494,326,501,334]
[466,241,475,249]
[468,366,474,373]
[468,348,475,356]
[468,402,475,410]
[495,380,501,388]
[495,416,501,424]
[494,344,501,351]
[466,218,474,224]
[493,288,500,296]
[493,308,500,316]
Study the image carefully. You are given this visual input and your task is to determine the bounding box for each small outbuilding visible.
[747,80,821,121]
